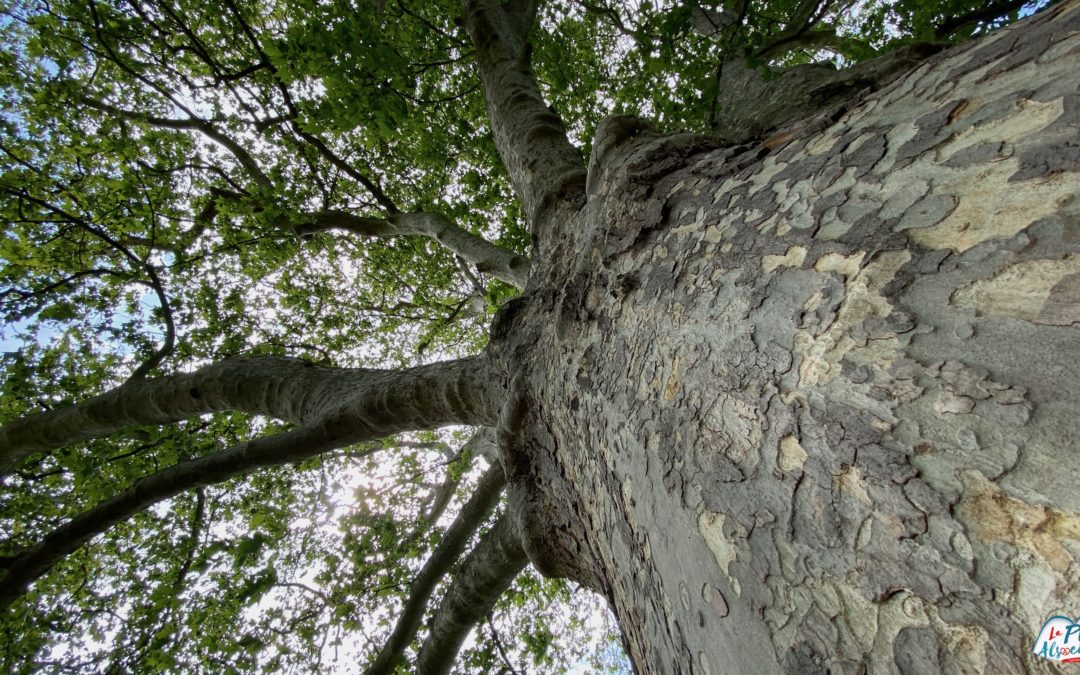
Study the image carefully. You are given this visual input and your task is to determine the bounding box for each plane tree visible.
[1,0,1076,672]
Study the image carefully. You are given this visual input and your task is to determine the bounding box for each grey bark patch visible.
[1010,140,1080,181]
[811,155,848,193]
[1038,272,1080,325]
[894,626,943,674]
[895,104,962,165]
[941,141,1009,167]
[842,131,888,177]
[703,584,729,617]
[783,642,831,675]
[894,194,958,232]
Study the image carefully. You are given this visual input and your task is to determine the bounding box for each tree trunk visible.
[500,3,1080,672]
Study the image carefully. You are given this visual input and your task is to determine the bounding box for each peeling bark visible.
[495,3,1080,672]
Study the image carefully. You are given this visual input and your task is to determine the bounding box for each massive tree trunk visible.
[496,3,1080,672]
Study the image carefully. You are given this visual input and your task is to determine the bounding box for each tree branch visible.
[0,355,498,475]
[0,424,346,610]
[462,0,586,234]
[217,0,400,212]
[295,211,530,288]
[485,613,522,675]
[935,0,1031,38]
[413,513,528,675]
[363,464,506,675]
[79,97,273,192]
[0,353,501,608]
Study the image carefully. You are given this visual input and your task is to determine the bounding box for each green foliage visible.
[0,0,1043,671]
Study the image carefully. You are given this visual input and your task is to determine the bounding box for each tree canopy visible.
[0,0,1050,671]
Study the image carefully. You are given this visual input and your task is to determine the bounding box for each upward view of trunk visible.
[495,3,1080,672]
[4,1,1079,672]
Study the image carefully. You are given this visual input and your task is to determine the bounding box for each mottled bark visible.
[0,356,497,475]
[365,464,506,675]
[463,0,587,243]
[295,211,530,288]
[413,513,529,675]
[498,3,1080,673]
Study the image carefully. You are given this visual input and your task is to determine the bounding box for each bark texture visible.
[496,3,1080,672]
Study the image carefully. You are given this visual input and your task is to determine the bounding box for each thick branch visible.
[462,0,586,232]
[0,425,344,610]
[935,0,1031,38]
[0,356,501,608]
[296,211,530,288]
[413,513,527,675]
[0,356,497,475]
[364,464,506,675]
[711,43,941,144]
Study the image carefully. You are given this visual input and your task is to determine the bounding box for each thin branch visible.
[363,465,506,675]
[294,210,529,289]
[217,0,399,212]
[486,613,522,675]
[0,423,350,610]
[5,189,178,380]
[79,97,273,191]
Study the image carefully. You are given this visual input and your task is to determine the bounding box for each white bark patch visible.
[794,251,911,390]
[662,356,681,401]
[814,251,866,277]
[868,593,931,675]
[901,97,1076,252]
[951,253,1080,325]
[762,246,808,274]
[934,390,976,415]
[835,465,872,505]
[937,97,1061,163]
[697,512,742,595]
[777,435,808,473]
